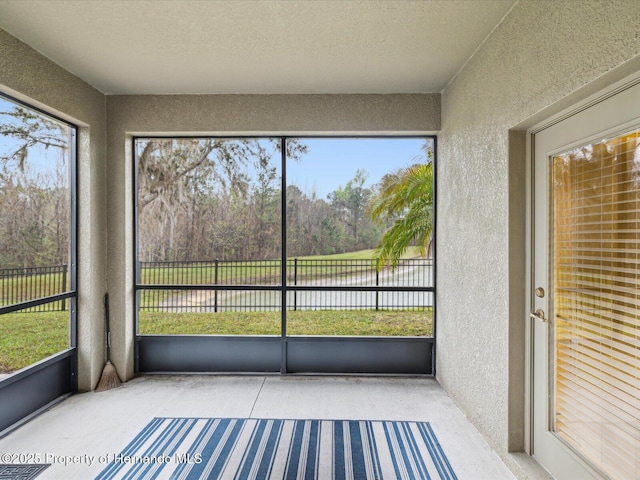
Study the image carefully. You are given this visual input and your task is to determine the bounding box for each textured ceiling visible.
[0,0,516,95]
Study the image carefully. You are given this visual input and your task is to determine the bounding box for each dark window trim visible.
[132,135,436,373]
[0,92,78,366]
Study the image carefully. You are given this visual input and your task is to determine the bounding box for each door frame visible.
[524,71,640,468]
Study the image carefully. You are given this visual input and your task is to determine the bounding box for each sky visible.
[287,138,430,199]
[1,94,432,198]
[0,96,70,183]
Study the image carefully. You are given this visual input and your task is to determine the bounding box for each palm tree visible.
[369,145,433,271]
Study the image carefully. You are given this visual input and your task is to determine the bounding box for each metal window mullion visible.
[431,135,437,375]
[133,139,143,347]
[67,126,78,388]
[280,138,287,373]
[0,292,76,316]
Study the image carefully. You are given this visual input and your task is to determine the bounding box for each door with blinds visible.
[532,80,640,480]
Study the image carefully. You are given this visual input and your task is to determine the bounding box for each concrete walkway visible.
[0,375,516,480]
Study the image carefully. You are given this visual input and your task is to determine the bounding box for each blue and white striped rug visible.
[95,418,457,480]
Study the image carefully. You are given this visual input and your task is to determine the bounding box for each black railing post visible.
[214,258,219,313]
[375,268,379,311]
[18,268,23,310]
[62,264,68,311]
[293,258,298,311]
[38,267,42,311]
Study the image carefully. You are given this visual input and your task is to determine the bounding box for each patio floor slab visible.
[0,375,516,479]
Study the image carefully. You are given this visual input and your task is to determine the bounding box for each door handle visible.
[530,309,547,322]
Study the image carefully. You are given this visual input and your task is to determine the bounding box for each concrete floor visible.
[0,375,516,480]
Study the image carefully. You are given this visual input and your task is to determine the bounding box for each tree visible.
[369,144,434,270]
[328,169,374,251]
[0,105,69,173]
[136,138,308,262]
[251,152,280,259]
[0,101,71,268]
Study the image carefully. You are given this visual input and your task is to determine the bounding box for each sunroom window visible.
[0,94,77,376]
[134,136,435,373]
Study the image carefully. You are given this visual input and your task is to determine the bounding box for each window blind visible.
[552,129,640,480]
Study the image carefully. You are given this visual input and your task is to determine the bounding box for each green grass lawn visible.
[2,250,431,373]
[140,309,432,336]
[0,311,68,373]
[296,249,381,261]
[296,247,423,261]
[139,248,427,286]
[1,309,432,373]
[0,249,428,303]
[0,273,69,306]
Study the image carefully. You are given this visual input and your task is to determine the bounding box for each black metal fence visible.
[139,258,433,312]
[140,259,281,285]
[0,265,68,312]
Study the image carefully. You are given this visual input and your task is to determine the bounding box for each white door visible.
[532,80,640,480]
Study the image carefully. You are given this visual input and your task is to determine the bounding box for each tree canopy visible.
[369,144,434,270]
[135,139,386,262]
[0,105,433,270]
[0,101,71,268]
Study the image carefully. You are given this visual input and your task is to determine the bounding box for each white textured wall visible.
[437,0,640,472]
[0,29,107,391]
[6,4,640,473]
[106,93,440,379]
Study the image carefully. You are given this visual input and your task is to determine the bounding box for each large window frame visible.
[0,92,78,435]
[134,135,436,374]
